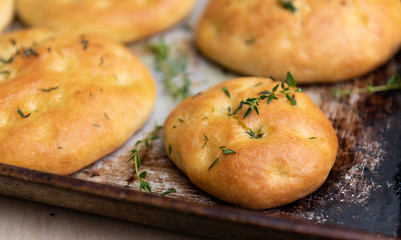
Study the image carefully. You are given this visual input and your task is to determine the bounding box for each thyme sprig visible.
[333,73,401,97]
[147,38,191,100]
[128,125,163,193]
[234,72,302,118]
[246,126,264,139]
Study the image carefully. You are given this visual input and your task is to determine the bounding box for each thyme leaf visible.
[222,87,231,98]
[222,148,236,154]
[161,188,177,196]
[278,0,296,13]
[39,86,59,92]
[208,157,220,170]
[17,107,31,118]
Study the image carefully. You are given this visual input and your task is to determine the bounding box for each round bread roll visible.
[196,0,401,83]
[163,77,338,209]
[0,0,14,31]
[0,28,156,175]
[16,0,196,43]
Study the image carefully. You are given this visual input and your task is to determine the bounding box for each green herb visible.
[22,47,39,57]
[208,157,220,170]
[10,39,16,46]
[172,125,176,128]
[178,118,184,123]
[333,72,401,97]
[0,56,14,64]
[80,37,89,50]
[169,145,172,155]
[254,82,263,87]
[0,70,11,75]
[222,148,236,154]
[246,126,264,139]
[279,0,296,13]
[92,124,101,127]
[161,188,177,196]
[203,133,209,148]
[128,125,163,193]
[234,72,302,118]
[17,107,30,118]
[104,113,109,120]
[147,38,191,100]
[308,137,317,140]
[58,146,62,149]
[227,106,232,116]
[222,87,231,98]
[208,147,236,170]
[39,86,59,92]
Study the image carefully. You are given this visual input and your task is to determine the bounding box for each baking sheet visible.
[1,1,401,239]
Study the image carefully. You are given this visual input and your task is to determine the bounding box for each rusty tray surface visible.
[1,1,400,239]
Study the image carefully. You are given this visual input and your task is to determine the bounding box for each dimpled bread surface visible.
[163,77,338,209]
[0,28,156,175]
[0,0,14,31]
[196,0,401,83]
[16,0,196,43]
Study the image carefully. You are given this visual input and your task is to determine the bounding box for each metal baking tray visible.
[1,1,400,239]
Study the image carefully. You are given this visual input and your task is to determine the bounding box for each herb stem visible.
[333,73,401,97]
[147,38,191,100]
[128,125,163,193]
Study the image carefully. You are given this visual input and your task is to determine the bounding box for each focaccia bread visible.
[0,0,14,31]
[196,0,401,83]
[0,28,156,175]
[163,77,338,209]
[16,0,196,43]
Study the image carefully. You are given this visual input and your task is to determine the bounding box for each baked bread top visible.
[0,28,156,175]
[163,77,338,209]
[16,0,196,43]
[0,0,14,31]
[196,0,401,83]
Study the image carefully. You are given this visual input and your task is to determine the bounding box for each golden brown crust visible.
[16,0,196,43]
[163,77,338,209]
[0,0,14,31]
[0,28,156,175]
[196,0,401,83]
